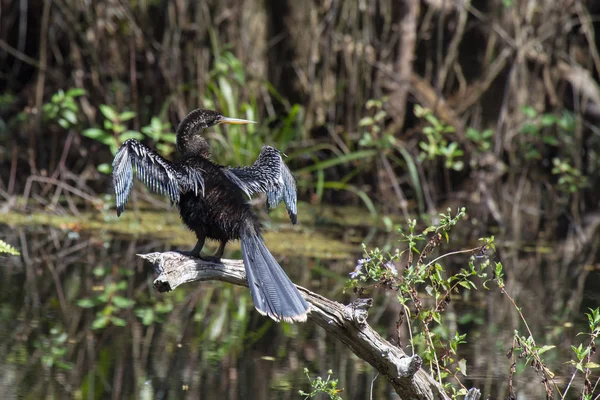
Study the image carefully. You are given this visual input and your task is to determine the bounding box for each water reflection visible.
[0,225,390,399]
[1,220,598,399]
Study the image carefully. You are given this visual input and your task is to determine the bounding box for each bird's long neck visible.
[176,110,212,159]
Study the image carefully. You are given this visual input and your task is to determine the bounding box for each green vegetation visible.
[42,89,86,130]
[298,369,343,400]
[347,208,486,395]
[347,209,600,398]
[34,327,74,371]
[83,104,176,173]
[465,127,493,153]
[76,266,136,329]
[552,158,588,195]
[0,239,19,255]
[1,0,599,398]
[415,105,463,172]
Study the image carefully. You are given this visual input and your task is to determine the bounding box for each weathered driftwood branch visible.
[138,252,478,400]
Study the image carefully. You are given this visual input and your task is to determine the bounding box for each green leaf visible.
[83,128,106,139]
[558,113,575,131]
[54,90,65,101]
[465,128,479,141]
[443,125,455,133]
[56,361,74,370]
[112,123,125,134]
[525,148,541,159]
[76,298,96,308]
[218,76,235,115]
[155,302,173,314]
[113,296,135,309]
[457,359,467,376]
[66,88,86,97]
[64,102,78,112]
[62,109,78,125]
[119,111,136,121]
[142,310,155,325]
[151,117,162,130]
[100,135,117,147]
[521,105,537,118]
[118,267,134,277]
[156,143,174,156]
[359,117,374,127]
[540,114,557,126]
[423,126,435,135]
[366,99,381,109]
[118,130,143,141]
[374,110,387,122]
[99,104,118,121]
[91,316,109,330]
[51,346,66,357]
[110,316,127,327]
[538,345,555,355]
[583,362,600,369]
[452,160,464,171]
[458,281,471,290]
[520,123,538,135]
[97,163,112,174]
[542,135,560,146]
[162,133,177,144]
[42,355,54,368]
[108,139,119,155]
[58,119,70,129]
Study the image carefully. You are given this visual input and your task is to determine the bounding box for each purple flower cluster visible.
[350,257,370,278]
[384,261,398,275]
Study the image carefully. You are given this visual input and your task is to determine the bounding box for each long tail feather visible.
[240,230,309,323]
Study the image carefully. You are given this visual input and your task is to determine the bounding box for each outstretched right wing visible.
[223,146,297,224]
[112,139,204,216]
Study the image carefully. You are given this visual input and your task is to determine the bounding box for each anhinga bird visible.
[111,109,309,323]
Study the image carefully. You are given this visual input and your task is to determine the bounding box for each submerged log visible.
[138,251,462,399]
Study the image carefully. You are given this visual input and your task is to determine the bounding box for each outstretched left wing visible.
[112,139,204,216]
[223,146,298,224]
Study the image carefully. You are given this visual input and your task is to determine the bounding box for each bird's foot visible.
[177,250,222,263]
[198,255,223,264]
[177,250,201,259]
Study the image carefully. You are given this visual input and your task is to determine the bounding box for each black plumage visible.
[111,109,309,323]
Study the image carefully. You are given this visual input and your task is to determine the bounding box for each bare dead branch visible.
[138,251,453,399]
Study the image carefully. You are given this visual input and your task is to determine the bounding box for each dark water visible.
[1,217,598,399]
[0,221,396,400]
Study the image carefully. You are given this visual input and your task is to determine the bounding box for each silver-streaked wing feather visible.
[223,146,297,224]
[112,139,204,216]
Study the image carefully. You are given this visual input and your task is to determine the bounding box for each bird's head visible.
[176,108,255,157]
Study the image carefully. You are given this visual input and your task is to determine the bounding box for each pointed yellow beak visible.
[218,116,256,125]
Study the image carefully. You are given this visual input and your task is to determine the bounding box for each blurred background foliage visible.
[1,0,600,398]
